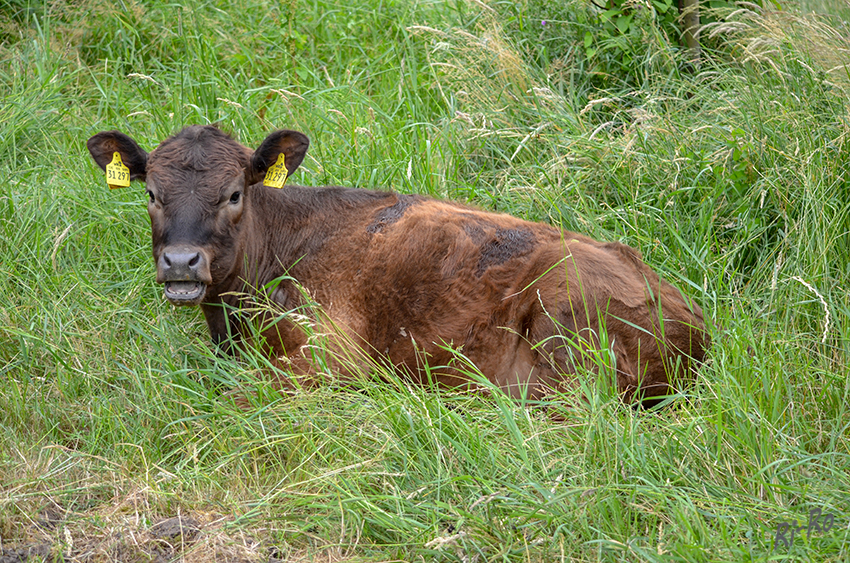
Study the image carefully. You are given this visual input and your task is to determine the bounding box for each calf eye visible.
[229,191,241,204]
[146,190,155,204]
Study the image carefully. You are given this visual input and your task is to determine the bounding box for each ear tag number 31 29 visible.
[106,152,131,189]
[263,154,288,188]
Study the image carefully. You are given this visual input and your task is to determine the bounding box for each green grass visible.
[1,0,848,561]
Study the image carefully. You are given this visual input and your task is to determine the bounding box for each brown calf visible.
[87,125,708,404]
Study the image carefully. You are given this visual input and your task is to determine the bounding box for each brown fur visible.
[88,125,708,405]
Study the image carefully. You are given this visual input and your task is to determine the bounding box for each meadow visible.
[0,0,848,560]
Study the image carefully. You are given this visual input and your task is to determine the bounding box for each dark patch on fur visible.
[367,194,420,234]
[477,227,535,276]
[462,223,487,245]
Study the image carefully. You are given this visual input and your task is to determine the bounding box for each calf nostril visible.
[163,254,172,267]
[188,253,200,268]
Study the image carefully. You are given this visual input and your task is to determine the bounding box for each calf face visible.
[87,126,309,306]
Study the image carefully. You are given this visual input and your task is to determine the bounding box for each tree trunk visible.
[681,0,701,64]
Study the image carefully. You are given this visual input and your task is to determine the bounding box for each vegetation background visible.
[1,0,848,560]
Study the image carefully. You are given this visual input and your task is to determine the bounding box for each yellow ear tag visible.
[263,153,288,188]
[105,152,131,189]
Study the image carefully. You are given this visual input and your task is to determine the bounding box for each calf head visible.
[88,125,309,305]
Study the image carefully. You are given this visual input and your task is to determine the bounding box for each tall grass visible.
[0,0,848,561]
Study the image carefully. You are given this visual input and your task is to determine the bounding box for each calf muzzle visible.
[156,247,211,305]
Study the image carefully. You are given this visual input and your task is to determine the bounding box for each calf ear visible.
[87,131,148,181]
[248,130,309,185]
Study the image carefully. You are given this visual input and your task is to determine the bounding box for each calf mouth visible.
[163,281,206,305]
